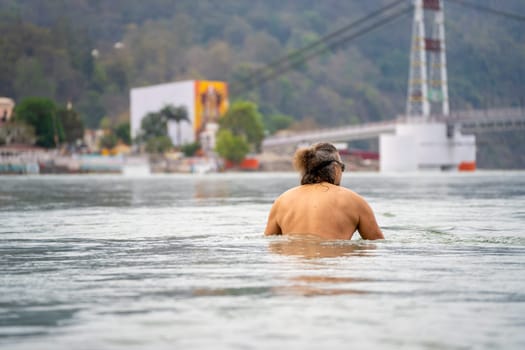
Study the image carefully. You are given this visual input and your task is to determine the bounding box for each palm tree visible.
[160,104,189,147]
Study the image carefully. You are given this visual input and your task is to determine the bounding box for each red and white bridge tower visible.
[380,0,476,171]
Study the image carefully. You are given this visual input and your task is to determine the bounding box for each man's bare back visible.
[264,142,384,240]
[264,182,383,240]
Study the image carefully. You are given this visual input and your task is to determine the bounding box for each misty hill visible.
[1,0,524,167]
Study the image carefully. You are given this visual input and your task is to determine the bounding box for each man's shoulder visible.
[276,185,320,204]
[337,186,367,202]
[277,186,302,199]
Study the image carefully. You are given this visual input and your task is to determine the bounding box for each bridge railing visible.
[441,107,525,121]
[397,107,525,122]
[263,107,525,148]
[262,119,398,147]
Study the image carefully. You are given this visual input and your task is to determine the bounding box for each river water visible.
[1,171,524,349]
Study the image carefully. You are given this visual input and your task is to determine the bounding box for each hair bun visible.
[292,142,339,185]
[293,146,311,172]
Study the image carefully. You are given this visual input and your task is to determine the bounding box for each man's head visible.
[293,142,345,185]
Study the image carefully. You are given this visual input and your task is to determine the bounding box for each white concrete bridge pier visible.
[379,118,476,172]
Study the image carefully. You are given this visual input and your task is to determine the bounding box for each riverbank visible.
[0,145,379,175]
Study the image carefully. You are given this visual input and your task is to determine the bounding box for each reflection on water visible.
[278,275,372,297]
[194,179,232,200]
[268,235,376,259]
[267,235,377,296]
[191,276,373,298]
[191,287,273,297]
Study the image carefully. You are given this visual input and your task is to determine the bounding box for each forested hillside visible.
[1,0,524,167]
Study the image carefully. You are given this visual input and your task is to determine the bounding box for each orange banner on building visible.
[194,81,229,138]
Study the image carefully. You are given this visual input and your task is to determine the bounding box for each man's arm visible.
[264,201,282,235]
[356,197,384,240]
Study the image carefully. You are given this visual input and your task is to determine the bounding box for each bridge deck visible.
[442,107,525,133]
[262,107,525,149]
[262,120,397,148]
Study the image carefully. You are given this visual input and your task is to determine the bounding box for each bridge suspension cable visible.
[445,0,525,22]
[230,0,524,96]
[230,0,411,95]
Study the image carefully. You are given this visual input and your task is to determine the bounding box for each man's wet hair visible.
[293,142,340,185]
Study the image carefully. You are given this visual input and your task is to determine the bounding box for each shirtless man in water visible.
[264,142,384,240]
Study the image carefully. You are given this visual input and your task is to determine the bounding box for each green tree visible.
[137,112,167,143]
[264,113,294,134]
[99,117,112,131]
[99,133,118,149]
[114,121,131,145]
[160,104,189,147]
[146,135,173,154]
[215,129,250,163]
[57,107,84,144]
[219,100,264,152]
[77,90,106,128]
[14,57,56,99]
[14,97,64,148]
[181,141,201,157]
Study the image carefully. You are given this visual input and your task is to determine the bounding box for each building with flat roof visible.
[130,80,228,148]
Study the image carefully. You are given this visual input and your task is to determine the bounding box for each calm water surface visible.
[1,171,524,349]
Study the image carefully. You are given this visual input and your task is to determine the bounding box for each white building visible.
[130,80,228,147]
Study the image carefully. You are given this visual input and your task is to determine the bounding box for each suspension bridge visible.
[241,0,525,171]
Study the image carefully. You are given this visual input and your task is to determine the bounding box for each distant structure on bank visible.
[130,80,229,151]
[0,97,15,125]
[380,0,476,171]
